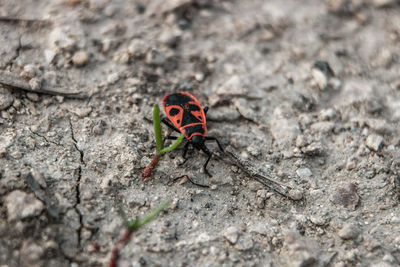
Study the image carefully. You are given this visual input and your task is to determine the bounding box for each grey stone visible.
[216,75,247,96]
[310,121,335,133]
[72,50,89,67]
[29,78,42,91]
[145,49,165,66]
[20,240,44,266]
[270,106,300,148]
[0,86,13,110]
[372,0,397,7]
[26,92,40,102]
[5,190,44,221]
[296,168,312,179]
[309,215,327,226]
[223,226,240,244]
[338,223,360,240]
[283,232,320,267]
[107,73,120,84]
[312,68,328,90]
[366,134,383,151]
[235,234,254,251]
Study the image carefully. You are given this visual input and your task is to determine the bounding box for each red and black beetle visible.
[162,92,223,176]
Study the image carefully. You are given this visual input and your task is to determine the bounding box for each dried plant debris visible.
[0,71,85,98]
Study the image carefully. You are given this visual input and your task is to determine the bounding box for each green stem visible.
[153,104,164,154]
[128,200,171,231]
[160,134,185,155]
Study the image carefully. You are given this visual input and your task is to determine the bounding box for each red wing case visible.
[162,92,207,140]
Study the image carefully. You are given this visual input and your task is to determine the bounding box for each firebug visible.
[162,92,223,176]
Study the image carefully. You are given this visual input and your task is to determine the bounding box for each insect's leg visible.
[203,106,209,116]
[177,142,190,166]
[161,118,181,133]
[201,145,212,177]
[205,136,224,152]
[182,142,190,159]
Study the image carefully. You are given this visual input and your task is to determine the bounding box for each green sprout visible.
[111,201,170,267]
[153,104,164,154]
[142,104,185,178]
[118,200,171,231]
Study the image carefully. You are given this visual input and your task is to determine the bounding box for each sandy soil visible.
[1,0,400,266]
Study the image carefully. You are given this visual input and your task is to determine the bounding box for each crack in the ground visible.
[68,118,85,249]
[69,119,85,164]
[29,129,63,146]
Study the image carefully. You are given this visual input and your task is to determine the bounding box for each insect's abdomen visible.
[182,123,206,140]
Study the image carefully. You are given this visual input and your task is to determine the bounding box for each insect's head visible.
[191,135,205,149]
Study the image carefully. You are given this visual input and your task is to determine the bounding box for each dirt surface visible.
[1,0,400,266]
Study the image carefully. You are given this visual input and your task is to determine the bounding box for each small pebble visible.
[72,50,89,67]
[296,168,312,179]
[26,93,40,102]
[309,215,327,226]
[338,223,360,240]
[20,240,44,265]
[288,189,303,200]
[319,108,336,121]
[195,73,205,82]
[44,49,56,64]
[296,135,307,148]
[346,160,356,170]
[256,189,269,199]
[390,217,400,224]
[330,183,359,210]
[216,75,247,95]
[21,64,38,79]
[382,253,397,263]
[235,234,254,251]
[327,77,342,90]
[5,190,44,221]
[310,121,335,133]
[311,68,327,90]
[29,78,42,91]
[1,110,10,119]
[0,87,14,110]
[145,49,165,66]
[128,39,148,57]
[372,0,397,7]
[366,134,383,152]
[72,107,92,118]
[256,198,265,209]
[196,232,211,243]
[13,99,21,109]
[223,226,240,244]
[107,73,120,84]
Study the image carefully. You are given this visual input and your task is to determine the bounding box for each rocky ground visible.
[1,0,400,266]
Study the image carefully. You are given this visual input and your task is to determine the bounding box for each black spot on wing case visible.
[163,93,195,106]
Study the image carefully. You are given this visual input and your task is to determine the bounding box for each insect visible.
[162,92,223,177]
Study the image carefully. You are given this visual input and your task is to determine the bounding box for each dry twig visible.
[0,71,85,98]
[215,146,304,200]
